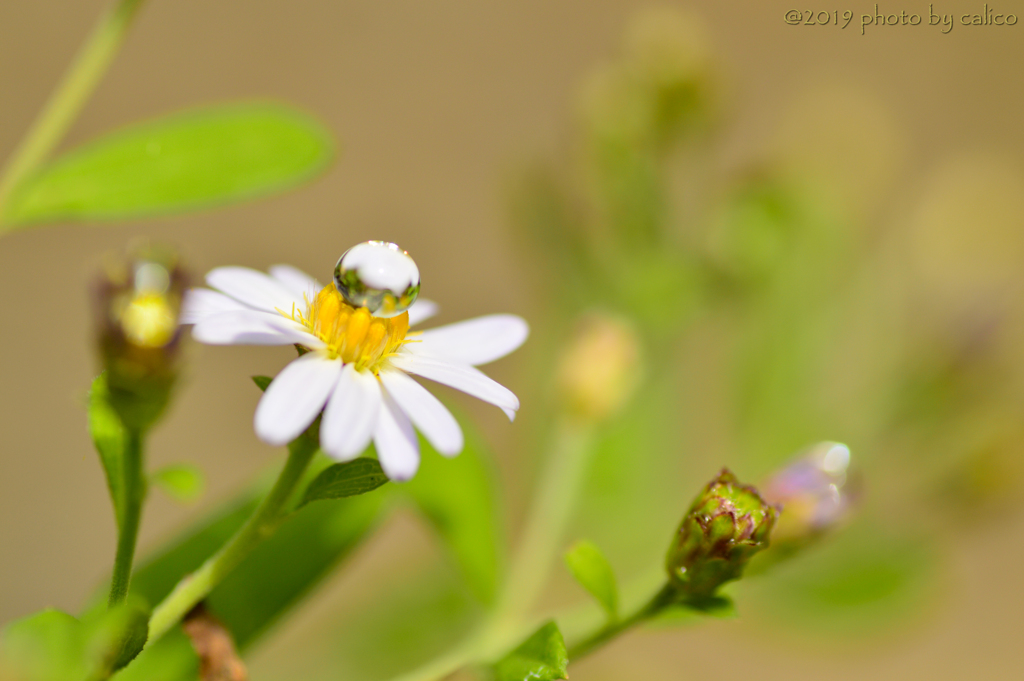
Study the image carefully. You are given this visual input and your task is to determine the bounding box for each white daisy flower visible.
[180,241,528,481]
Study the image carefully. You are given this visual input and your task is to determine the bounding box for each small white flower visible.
[181,258,527,481]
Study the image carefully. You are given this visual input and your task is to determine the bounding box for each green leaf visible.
[298,458,389,507]
[564,540,619,620]
[493,621,568,681]
[2,102,335,227]
[151,464,205,503]
[400,421,503,604]
[0,602,150,681]
[252,375,273,392]
[92,600,150,673]
[88,374,127,528]
[0,610,87,681]
[111,629,197,681]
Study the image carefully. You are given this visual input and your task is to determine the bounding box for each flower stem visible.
[108,427,145,608]
[489,419,595,634]
[565,583,676,661]
[388,420,597,681]
[0,0,147,222]
[146,437,317,645]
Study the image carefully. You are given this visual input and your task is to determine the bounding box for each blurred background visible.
[2,0,1024,679]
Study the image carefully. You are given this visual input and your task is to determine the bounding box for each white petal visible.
[320,364,382,461]
[389,354,519,421]
[407,298,439,327]
[411,314,529,366]
[373,392,420,480]
[269,264,322,301]
[207,266,302,314]
[179,288,248,324]
[254,353,341,446]
[380,370,463,457]
[192,310,324,348]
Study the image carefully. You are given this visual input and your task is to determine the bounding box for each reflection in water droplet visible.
[333,241,420,318]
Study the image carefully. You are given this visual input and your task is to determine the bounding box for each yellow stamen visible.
[283,285,411,373]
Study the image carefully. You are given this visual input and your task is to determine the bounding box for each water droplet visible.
[334,241,420,318]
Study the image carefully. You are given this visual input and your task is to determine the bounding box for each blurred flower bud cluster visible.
[581,7,716,156]
[666,469,778,597]
[95,245,187,430]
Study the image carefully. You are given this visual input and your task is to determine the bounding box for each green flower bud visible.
[95,245,188,431]
[665,468,779,597]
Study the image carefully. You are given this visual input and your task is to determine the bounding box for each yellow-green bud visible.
[666,468,779,597]
[95,245,187,431]
[556,314,641,422]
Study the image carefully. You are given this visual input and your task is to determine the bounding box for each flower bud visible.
[556,313,641,422]
[95,245,187,431]
[758,442,860,556]
[665,468,779,597]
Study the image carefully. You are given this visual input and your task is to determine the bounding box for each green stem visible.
[388,420,597,681]
[0,0,147,220]
[108,427,145,607]
[565,583,675,661]
[146,437,317,644]
[490,420,595,630]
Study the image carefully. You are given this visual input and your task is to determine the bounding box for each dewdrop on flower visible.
[181,240,528,481]
[334,241,421,317]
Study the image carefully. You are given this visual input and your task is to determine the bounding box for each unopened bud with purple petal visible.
[95,245,188,430]
[665,468,779,597]
[758,442,860,557]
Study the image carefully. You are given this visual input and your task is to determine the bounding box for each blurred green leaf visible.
[112,629,197,681]
[0,602,150,681]
[251,375,273,392]
[304,566,481,681]
[93,600,150,673]
[0,610,87,681]
[151,464,205,503]
[564,540,619,621]
[88,373,128,529]
[493,621,568,681]
[743,522,938,637]
[1,102,335,227]
[298,458,389,508]
[400,425,503,604]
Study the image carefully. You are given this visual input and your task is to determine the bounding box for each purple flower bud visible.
[759,442,860,551]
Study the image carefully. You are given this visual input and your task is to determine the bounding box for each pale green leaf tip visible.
[564,539,619,619]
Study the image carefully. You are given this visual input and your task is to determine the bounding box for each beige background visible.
[2,1,1023,678]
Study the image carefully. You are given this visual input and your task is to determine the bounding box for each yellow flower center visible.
[286,285,411,372]
[121,292,177,348]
